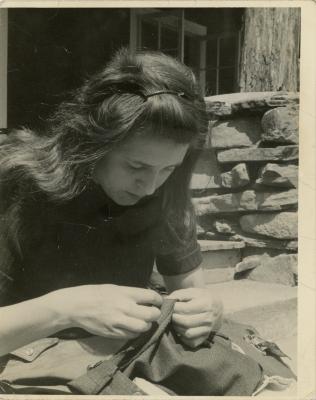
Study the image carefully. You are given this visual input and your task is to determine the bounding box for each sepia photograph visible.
[0,3,314,397]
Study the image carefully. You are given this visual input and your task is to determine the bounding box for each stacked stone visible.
[191,92,299,286]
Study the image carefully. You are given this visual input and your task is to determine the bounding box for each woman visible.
[0,48,222,360]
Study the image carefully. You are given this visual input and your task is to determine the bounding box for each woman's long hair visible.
[0,48,208,246]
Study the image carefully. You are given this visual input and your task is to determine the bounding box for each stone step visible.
[201,254,240,282]
[208,280,297,342]
[205,91,299,117]
[204,267,235,284]
[210,116,262,149]
[199,239,245,251]
[199,240,243,282]
[217,145,299,164]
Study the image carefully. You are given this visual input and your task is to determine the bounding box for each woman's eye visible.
[127,163,176,173]
[164,166,176,173]
[128,163,143,170]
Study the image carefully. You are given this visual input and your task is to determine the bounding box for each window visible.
[130,9,241,96]
[204,32,241,96]
[130,9,207,95]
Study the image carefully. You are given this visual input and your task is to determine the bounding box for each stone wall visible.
[191,92,299,286]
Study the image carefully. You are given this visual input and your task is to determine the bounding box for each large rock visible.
[205,92,299,117]
[208,220,298,250]
[258,189,298,210]
[229,233,298,251]
[235,253,298,274]
[193,189,297,215]
[196,224,206,238]
[240,212,298,239]
[191,152,251,190]
[211,117,262,149]
[201,230,229,241]
[235,254,270,273]
[245,254,297,286]
[241,247,290,259]
[261,105,299,144]
[193,191,257,215]
[190,149,221,190]
[256,163,298,188]
[220,163,250,188]
[217,146,298,164]
[213,219,238,235]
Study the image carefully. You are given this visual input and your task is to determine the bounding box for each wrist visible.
[38,289,73,331]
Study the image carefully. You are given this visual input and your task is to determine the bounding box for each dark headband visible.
[88,85,192,104]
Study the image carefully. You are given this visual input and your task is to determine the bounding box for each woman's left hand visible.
[167,288,223,348]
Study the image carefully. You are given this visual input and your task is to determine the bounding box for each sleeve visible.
[155,216,202,276]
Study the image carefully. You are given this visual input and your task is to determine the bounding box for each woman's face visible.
[92,135,189,206]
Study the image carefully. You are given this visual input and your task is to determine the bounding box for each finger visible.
[174,298,223,316]
[173,298,209,314]
[126,288,163,307]
[84,324,140,340]
[167,288,200,302]
[179,335,208,349]
[172,312,215,328]
[172,324,187,336]
[120,330,143,339]
[127,304,161,322]
[181,326,211,340]
[102,328,141,340]
[116,317,152,333]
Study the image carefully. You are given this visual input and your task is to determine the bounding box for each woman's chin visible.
[113,191,142,206]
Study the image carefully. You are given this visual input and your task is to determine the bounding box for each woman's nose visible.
[136,171,159,196]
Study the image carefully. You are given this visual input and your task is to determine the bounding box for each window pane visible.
[184,35,200,72]
[160,25,178,53]
[218,67,235,94]
[141,20,158,50]
[205,68,217,96]
[206,39,217,68]
[219,35,237,67]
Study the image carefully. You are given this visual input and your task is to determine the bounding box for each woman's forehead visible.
[118,136,189,166]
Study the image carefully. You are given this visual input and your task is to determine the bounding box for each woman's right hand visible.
[47,284,163,340]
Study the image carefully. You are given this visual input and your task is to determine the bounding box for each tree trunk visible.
[239,8,300,92]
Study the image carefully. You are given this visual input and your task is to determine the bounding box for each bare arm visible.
[0,291,68,356]
[0,284,162,357]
